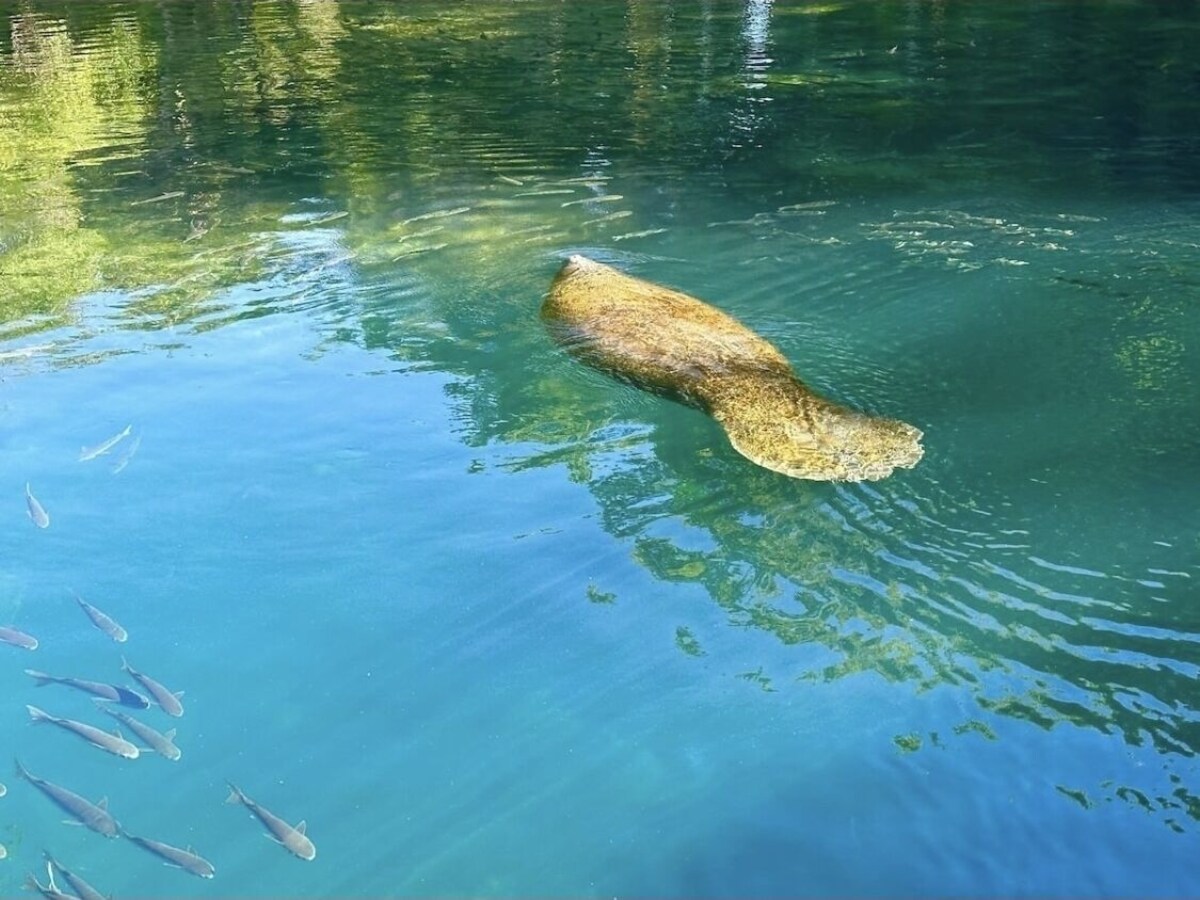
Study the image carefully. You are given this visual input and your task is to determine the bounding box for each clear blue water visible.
[1,1,1198,896]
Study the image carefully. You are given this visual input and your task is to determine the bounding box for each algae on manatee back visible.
[542,255,924,482]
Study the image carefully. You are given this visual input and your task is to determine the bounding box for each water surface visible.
[1,1,1198,896]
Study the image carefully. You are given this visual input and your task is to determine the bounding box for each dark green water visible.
[0,1,1198,896]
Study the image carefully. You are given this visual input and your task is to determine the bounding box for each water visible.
[0,0,1198,895]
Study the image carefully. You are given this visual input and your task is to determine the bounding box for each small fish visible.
[560,194,625,208]
[398,206,470,226]
[308,211,348,226]
[110,432,141,474]
[13,759,119,837]
[28,705,140,760]
[121,658,183,717]
[25,483,49,528]
[512,189,576,197]
[0,781,6,796]
[226,783,316,860]
[0,843,5,860]
[0,625,38,650]
[130,190,184,206]
[612,228,669,242]
[121,830,214,878]
[25,669,150,709]
[97,705,181,761]
[44,851,108,900]
[777,199,838,212]
[72,592,128,643]
[78,424,132,462]
[25,863,75,900]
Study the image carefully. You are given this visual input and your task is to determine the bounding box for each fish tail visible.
[225,782,245,805]
[24,668,53,686]
[26,704,51,723]
[24,873,45,893]
[120,655,131,673]
[14,758,31,781]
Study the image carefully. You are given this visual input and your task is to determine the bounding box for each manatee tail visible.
[714,391,924,482]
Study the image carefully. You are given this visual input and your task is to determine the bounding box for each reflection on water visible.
[2,0,1199,895]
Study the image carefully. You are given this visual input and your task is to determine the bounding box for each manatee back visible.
[542,255,791,403]
[542,255,924,481]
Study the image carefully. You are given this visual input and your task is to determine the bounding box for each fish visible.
[0,781,6,796]
[398,206,470,226]
[25,483,49,528]
[130,190,184,206]
[96,705,181,761]
[44,851,108,900]
[120,658,183,717]
[560,193,625,207]
[226,783,316,860]
[111,432,141,474]
[78,424,132,462]
[27,705,140,760]
[25,669,150,709]
[120,830,215,878]
[13,759,120,837]
[24,865,77,900]
[0,625,38,650]
[72,592,128,643]
[0,843,5,860]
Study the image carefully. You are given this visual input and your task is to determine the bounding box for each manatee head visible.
[712,378,924,482]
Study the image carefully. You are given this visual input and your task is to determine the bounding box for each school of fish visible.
[3,425,316,893]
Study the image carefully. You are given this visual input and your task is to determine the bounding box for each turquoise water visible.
[1,1,1198,896]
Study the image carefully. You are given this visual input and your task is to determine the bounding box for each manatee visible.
[541,255,923,482]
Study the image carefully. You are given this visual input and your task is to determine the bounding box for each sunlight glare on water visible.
[0,0,1198,896]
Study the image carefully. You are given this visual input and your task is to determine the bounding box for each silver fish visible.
[28,705,140,760]
[25,483,49,528]
[44,851,108,900]
[121,830,215,878]
[78,424,131,461]
[0,625,38,650]
[121,657,183,717]
[72,592,128,643]
[14,759,119,837]
[0,843,5,861]
[26,668,150,709]
[130,191,184,206]
[97,705,181,761]
[0,781,6,796]
[226,783,316,860]
[111,432,141,474]
[24,864,76,900]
